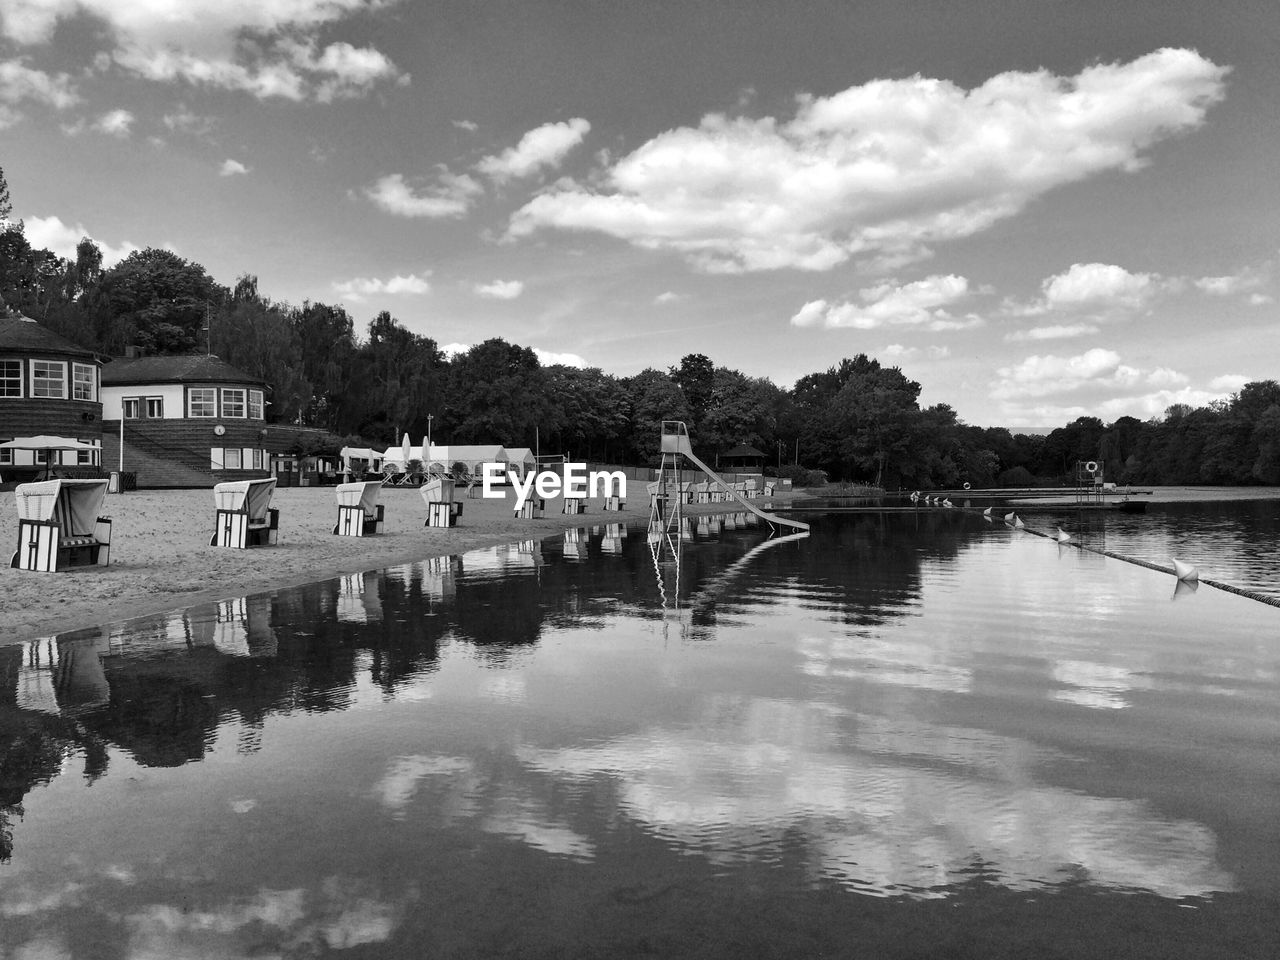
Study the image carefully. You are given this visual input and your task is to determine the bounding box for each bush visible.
[997,465,1036,487]
[777,464,828,487]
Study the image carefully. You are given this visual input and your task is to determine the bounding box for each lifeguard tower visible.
[1075,460,1105,505]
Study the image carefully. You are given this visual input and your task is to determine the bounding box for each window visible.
[0,447,11,465]
[72,363,96,401]
[189,388,216,418]
[221,388,246,418]
[252,449,264,469]
[0,359,20,397]
[146,397,164,418]
[31,360,66,399]
[77,448,93,465]
[248,389,264,420]
[224,448,242,469]
[35,449,50,464]
[123,398,141,419]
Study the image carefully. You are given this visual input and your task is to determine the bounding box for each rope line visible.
[947,505,1280,610]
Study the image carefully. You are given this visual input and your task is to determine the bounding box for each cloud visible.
[219,158,249,176]
[2,1,408,102]
[92,107,134,136]
[1248,293,1274,306]
[477,118,591,182]
[440,342,588,368]
[365,171,482,219]
[473,279,524,300]
[654,291,683,304]
[23,214,140,266]
[1194,262,1270,297]
[790,274,972,330]
[1005,323,1101,342]
[0,58,79,127]
[1209,373,1250,392]
[162,105,216,136]
[991,348,1142,400]
[508,49,1227,273]
[1040,262,1158,311]
[452,119,478,131]
[332,272,431,301]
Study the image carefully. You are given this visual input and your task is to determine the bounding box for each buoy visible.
[1056,527,1071,543]
[982,507,992,517]
[1172,558,1199,582]
[1013,516,1025,529]
[943,498,953,508]
[1004,511,1016,523]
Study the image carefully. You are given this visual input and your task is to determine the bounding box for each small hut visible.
[722,443,766,476]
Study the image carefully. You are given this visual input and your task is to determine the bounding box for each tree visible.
[441,339,551,445]
[627,368,689,464]
[98,248,224,354]
[0,164,11,223]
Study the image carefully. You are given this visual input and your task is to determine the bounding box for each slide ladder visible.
[658,421,810,532]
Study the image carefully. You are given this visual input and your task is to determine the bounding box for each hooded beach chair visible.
[421,476,462,527]
[10,479,112,572]
[334,480,384,536]
[210,478,279,548]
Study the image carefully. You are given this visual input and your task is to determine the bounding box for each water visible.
[2,510,1278,958]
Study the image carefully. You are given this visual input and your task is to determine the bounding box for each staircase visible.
[102,431,217,487]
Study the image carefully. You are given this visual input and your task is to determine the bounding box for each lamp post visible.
[426,414,433,456]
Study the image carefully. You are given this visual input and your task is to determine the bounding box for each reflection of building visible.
[0,315,107,477]
[336,572,384,624]
[13,632,112,715]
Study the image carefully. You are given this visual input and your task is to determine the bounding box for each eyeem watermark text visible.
[482,463,626,510]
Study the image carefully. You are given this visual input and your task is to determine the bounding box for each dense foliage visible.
[2,163,1276,487]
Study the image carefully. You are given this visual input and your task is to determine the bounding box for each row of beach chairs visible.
[645,478,776,505]
[9,477,626,573]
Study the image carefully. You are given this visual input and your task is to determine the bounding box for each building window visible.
[31,360,66,399]
[146,397,164,418]
[252,449,264,469]
[0,447,11,465]
[35,449,50,464]
[222,388,246,418]
[189,388,217,418]
[72,362,96,401]
[77,448,93,465]
[0,359,21,397]
[248,389,264,420]
[224,448,242,469]
[123,398,141,419]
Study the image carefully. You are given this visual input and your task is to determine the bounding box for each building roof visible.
[101,354,265,387]
[723,444,766,459]
[0,315,106,361]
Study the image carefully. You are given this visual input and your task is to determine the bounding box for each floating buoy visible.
[982,507,992,517]
[943,498,953,508]
[1004,511,1016,524]
[910,491,919,502]
[1172,558,1199,582]
[1013,516,1025,529]
[1056,527,1071,543]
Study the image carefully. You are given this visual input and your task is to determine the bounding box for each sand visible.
[0,483,802,644]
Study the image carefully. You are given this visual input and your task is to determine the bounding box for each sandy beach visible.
[0,483,803,644]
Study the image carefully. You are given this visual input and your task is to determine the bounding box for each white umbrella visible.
[401,433,411,466]
[0,435,96,450]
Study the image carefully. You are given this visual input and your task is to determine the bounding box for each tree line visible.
[2,167,1277,487]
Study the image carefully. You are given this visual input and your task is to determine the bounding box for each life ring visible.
[962,482,971,490]
[1084,461,1098,474]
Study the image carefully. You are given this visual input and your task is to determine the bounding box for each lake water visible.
[2,508,1278,958]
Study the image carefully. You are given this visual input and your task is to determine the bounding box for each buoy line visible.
[958,503,1280,609]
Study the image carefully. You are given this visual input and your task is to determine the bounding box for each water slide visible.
[660,422,810,532]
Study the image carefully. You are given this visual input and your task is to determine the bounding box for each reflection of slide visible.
[662,421,810,531]
[689,529,810,614]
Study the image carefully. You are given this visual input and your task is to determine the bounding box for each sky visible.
[1,0,1277,428]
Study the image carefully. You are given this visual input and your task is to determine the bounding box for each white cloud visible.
[1005,323,1100,342]
[991,348,1141,400]
[1248,293,1274,306]
[508,49,1227,273]
[2,1,407,101]
[439,342,587,368]
[1041,262,1158,310]
[365,171,482,219]
[1209,373,1250,392]
[219,158,249,176]
[452,119,477,131]
[1145,367,1188,388]
[654,291,683,304]
[332,272,431,301]
[162,105,216,136]
[473,279,524,300]
[1194,263,1269,296]
[883,344,916,358]
[23,214,139,267]
[534,348,587,368]
[0,58,79,127]
[92,107,134,136]
[477,118,591,181]
[790,274,971,330]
